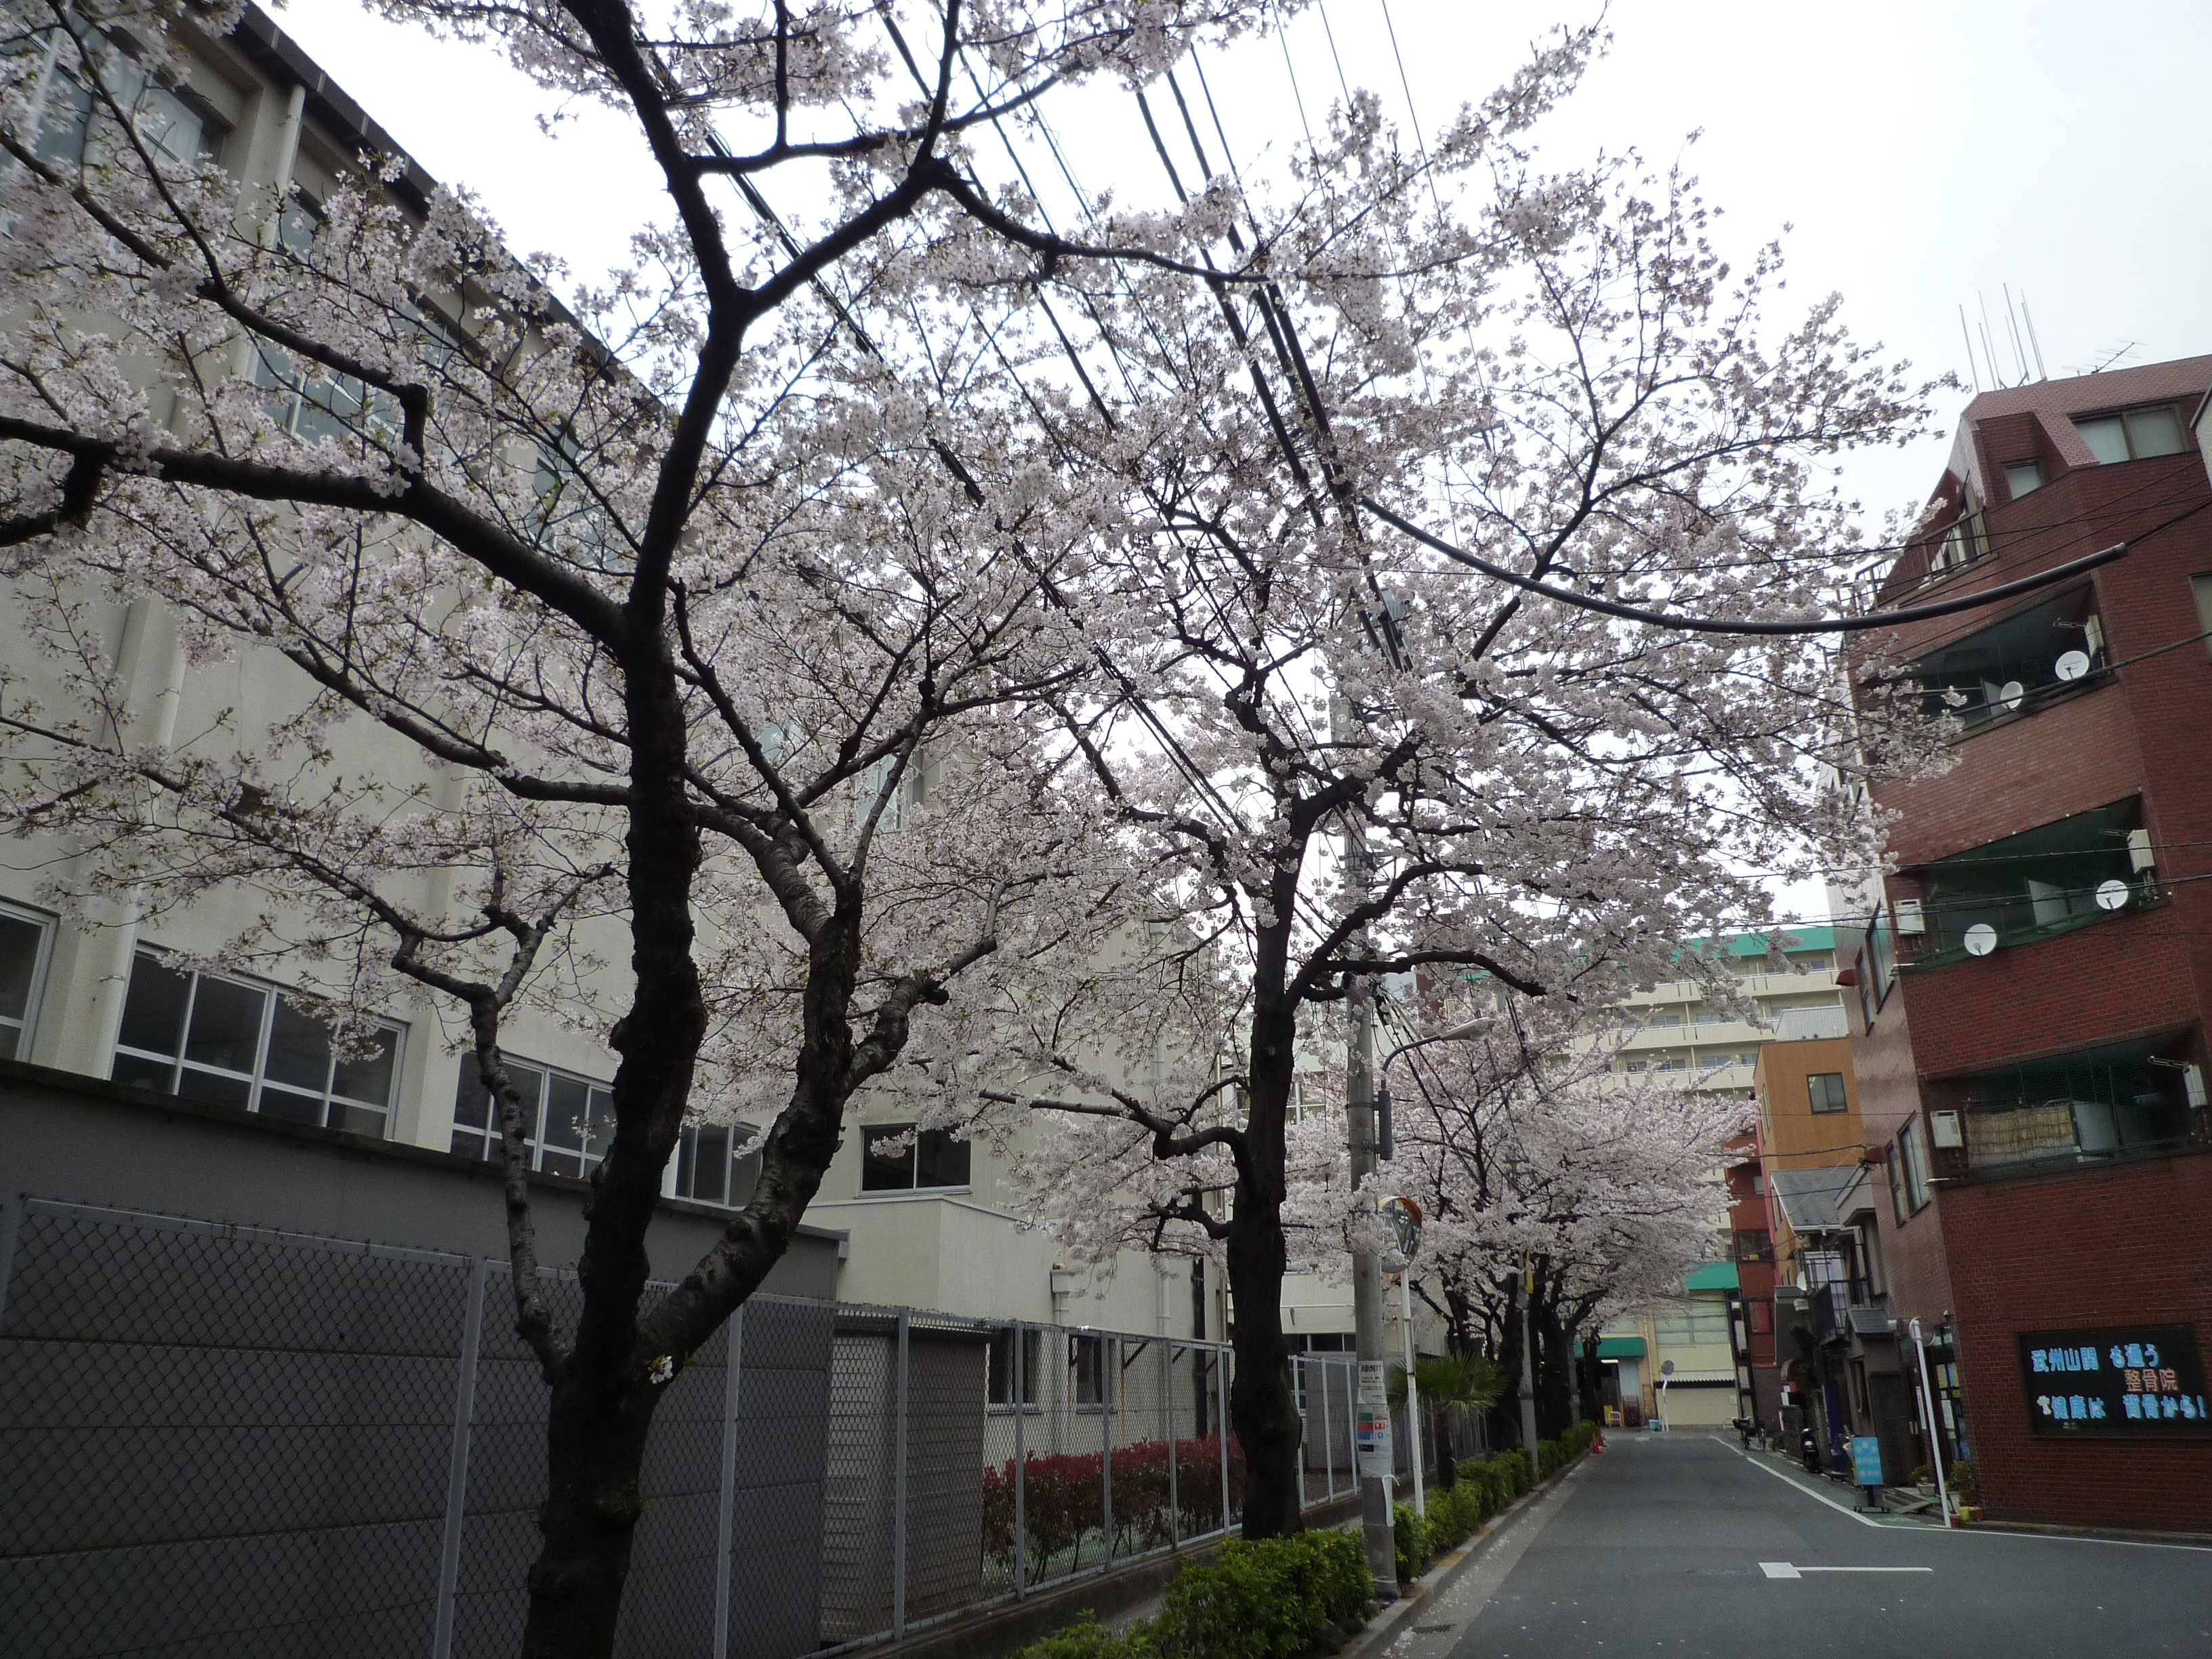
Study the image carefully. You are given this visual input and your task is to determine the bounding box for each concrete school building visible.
[0,1,1189,1342]
[1835,356,2212,1533]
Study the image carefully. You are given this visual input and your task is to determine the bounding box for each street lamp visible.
[1374,1017,1496,1160]
[1364,1017,1498,1518]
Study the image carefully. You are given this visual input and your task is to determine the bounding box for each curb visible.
[1343,1454,1591,1659]
[1959,1517,2212,1549]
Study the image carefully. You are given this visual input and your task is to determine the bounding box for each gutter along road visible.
[1376,1433,2211,1658]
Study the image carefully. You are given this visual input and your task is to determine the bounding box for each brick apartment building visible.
[1841,355,2212,1532]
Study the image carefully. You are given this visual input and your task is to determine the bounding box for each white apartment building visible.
[1606,927,1849,1099]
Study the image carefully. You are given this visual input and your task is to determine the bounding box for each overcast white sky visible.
[268,0,2212,921]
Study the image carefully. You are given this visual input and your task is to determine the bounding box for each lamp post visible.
[1374,1019,1498,1162]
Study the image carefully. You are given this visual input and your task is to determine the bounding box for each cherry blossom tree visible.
[1361,998,1745,1439]
[0,0,1360,1649]
[972,81,1942,1531]
[0,0,1965,1631]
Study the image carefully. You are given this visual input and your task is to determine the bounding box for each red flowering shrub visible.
[983,1436,1248,1581]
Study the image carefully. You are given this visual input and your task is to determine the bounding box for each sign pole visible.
[1399,1270,1425,1517]
[1909,1319,1954,1527]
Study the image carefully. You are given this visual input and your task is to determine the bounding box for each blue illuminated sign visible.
[2017,1325,2211,1439]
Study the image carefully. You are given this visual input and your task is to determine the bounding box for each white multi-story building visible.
[0,3,1192,1340]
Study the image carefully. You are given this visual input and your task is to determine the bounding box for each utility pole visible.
[1339,696,1399,1599]
[1516,1259,1539,1458]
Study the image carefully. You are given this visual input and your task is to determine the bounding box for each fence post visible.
[1216,1345,1231,1534]
[0,1191,22,1335]
[893,1308,910,1641]
[1342,1358,1358,1500]
[1319,1359,1334,1497]
[1013,1322,1027,1599]
[1294,1356,1307,1513]
[712,1307,745,1659]
[1165,1339,1179,1548]
[430,1255,488,1659]
[1101,1334,1115,1563]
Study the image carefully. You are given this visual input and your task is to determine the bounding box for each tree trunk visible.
[524,1366,662,1659]
[1225,1196,1303,1537]
[1487,1294,1524,1452]
[1225,980,1303,1538]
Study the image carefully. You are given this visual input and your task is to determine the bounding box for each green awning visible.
[1684,1261,1741,1291]
[1595,1337,1645,1359]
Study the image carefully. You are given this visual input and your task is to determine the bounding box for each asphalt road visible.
[1381,1431,2212,1659]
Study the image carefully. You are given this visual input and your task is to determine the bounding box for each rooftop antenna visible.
[1977,292,2007,390]
[2018,290,2049,380]
[2002,285,2030,384]
[1959,305,1982,394]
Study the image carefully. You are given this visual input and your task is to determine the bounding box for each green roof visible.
[1720,926,1834,958]
[1684,1261,1741,1292]
[1596,1336,1645,1359]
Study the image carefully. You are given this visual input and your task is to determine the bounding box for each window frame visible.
[2076,405,2190,465]
[987,1327,1044,1410]
[449,1056,613,1178]
[858,1121,972,1193]
[2003,459,2046,500]
[1867,905,1897,1008]
[1900,1115,1933,1213]
[0,899,58,1062]
[112,951,404,1137]
[1807,1071,1849,1115]
[1071,1331,1115,1408]
[673,1119,757,1208]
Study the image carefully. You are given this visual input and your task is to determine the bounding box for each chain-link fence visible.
[0,1194,1349,1659]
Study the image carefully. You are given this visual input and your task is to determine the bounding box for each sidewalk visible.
[1344,1453,1595,1659]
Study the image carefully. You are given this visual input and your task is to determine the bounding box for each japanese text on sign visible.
[2016,1325,2211,1440]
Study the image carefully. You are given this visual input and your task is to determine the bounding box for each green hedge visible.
[1014,1531,1372,1659]
[1394,1428,1600,1584]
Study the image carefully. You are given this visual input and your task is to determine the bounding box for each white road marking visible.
[1763,1563,1933,1576]
[1708,1435,2212,1553]
[1759,1561,1799,1579]
[1713,1437,1886,1529]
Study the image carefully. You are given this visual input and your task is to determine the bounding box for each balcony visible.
[1906,798,2154,969]
[1946,1034,2211,1179]
[1910,583,2107,737]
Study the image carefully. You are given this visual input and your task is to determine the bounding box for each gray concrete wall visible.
[0,1057,843,1295]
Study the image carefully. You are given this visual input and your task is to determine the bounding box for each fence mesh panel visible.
[0,1202,467,1659]
[0,1196,1336,1659]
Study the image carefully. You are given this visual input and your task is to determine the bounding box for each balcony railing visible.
[1960,1103,2210,1178]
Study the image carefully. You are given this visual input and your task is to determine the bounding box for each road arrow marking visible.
[1762,1561,1932,1578]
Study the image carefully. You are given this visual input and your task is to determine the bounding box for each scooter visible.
[1799,1428,1823,1474]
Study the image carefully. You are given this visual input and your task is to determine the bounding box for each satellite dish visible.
[1964,923,1999,956]
[1997,680,2026,712]
[2055,650,2091,681]
[2095,878,2130,912]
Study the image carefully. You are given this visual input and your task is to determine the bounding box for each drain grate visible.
[1413,1624,1456,1633]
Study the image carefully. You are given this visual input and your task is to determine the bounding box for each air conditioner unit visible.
[1929,1109,1963,1149]
[2128,828,2155,874]
[1895,899,1926,935]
